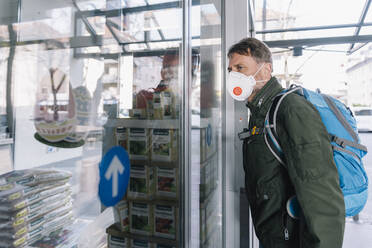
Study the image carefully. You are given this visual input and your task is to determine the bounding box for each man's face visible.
[161,55,179,81]
[227,52,272,101]
[228,53,263,79]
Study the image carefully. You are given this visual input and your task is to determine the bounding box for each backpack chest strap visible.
[238,126,263,140]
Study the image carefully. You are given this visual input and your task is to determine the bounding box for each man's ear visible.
[264,63,272,77]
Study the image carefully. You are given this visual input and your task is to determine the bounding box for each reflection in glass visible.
[2,0,225,247]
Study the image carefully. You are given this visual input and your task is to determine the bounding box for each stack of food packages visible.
[0,169,74,248]
[130,89,177,120]
[109,125,179,247]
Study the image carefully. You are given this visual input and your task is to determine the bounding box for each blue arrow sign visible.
[99,146,130,207]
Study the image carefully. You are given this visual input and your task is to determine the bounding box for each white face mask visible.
[227,63,265,101]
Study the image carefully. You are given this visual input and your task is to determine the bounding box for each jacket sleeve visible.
[277,96,345,248]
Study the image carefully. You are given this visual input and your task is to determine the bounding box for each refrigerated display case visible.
[0,0,224,247]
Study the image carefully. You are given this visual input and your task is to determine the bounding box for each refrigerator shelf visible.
[130,159,179,168]
[106,119,180,129]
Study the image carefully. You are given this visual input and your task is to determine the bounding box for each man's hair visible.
[228,38,273,66]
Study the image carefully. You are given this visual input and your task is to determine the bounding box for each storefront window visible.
[0,0,224,247]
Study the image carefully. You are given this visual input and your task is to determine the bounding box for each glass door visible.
[0,0,225,247]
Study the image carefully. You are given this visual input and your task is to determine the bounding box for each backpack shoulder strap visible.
[321,94,358,142]
[264,86,303,166]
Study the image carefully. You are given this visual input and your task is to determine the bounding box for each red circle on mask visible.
[233,87,242,96]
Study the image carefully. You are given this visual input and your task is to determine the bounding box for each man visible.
[136,50,199,110]
[227,37,345,248]
[136,52,179,109]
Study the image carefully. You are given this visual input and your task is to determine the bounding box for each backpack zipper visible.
[282,212,290,240]
[284,228,289,240]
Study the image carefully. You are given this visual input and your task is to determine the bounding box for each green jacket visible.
[243,77,345,248]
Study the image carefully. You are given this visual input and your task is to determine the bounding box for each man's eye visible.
[237,65,243,70]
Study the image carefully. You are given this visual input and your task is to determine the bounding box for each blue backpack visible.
[264,85,368,217]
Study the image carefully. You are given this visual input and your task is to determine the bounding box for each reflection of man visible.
[227,38,345,248]
[135,50,199,110]
[136,52,179,109]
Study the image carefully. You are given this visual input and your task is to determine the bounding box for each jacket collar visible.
[246,76,283,116]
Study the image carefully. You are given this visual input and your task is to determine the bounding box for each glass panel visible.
[123,0,179,8]
[1,1,226,247]
[362,4,372,22]
[118,8,182,44]
[255,0,365,39]
[255,0,365,43]
[359,25,372,35]
[103,3,183,248]
[4,1,121,247]
[190,0,223,247]
[257,27,356,41]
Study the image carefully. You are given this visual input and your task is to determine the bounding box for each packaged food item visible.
[116,127,128,150]
[40,208,74,236]
[155,167,178,199]
[0,196,72,239]
[151,129,178,162]
[107,234,128,248]
[113,200,129,232]
[29,218,84,248]
[0,180,67,206]
[0,185,70,212]
[153,91,174,120]
[0,203,74,248]
[0,169,74,248]
[0,190,72,230]
[128,165,154,199]
[0,169,72,187]
[153,92,162,120]
[129,109,147,119]
[0,234,28,248]
[154,204,177,239]
[146,98,155,120]
[131,239,152,248]
[162,91,174,120]
[130,202,153,236]
[128,128,149,160]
